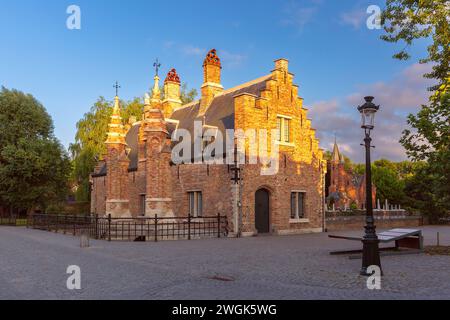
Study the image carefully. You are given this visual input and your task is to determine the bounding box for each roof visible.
[331,141,341,162]
[169,75,270,161]
[93,75,271,176]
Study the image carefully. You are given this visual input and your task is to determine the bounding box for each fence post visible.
[154,214,158,242]
[108,214,111,242]
[188,214,191,240]
[217,213,221,238]
[95,214,99,240]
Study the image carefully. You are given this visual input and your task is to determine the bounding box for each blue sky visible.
[0,0,432,162]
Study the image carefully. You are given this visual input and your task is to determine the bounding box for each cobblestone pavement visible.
[1,225,449,300]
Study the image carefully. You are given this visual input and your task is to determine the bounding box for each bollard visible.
[80,230,90,248]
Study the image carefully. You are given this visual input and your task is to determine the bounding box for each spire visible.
[112,95,120,114]
[105,95,127,145]
[331,139,341,163]
[151,58,162,104]
[151,75,161,104]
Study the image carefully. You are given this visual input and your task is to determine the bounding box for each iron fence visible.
[29,214,228,242]
[0,215,17,226]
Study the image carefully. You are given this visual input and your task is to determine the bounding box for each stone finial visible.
[165,68,180,84]
[203,49,221,68]
[105,96,127,145]
[151,75,161,102]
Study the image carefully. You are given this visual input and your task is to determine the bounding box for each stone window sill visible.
[289,218,310,224]
[276,141,295,147]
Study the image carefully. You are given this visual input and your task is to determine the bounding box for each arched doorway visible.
[255,188,270,234]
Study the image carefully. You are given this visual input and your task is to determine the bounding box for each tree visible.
[403,162,445,222]
[180,83,198,104]
[381,0,450,219]
[381,0,449,90]
[71,83,197,202]
[372,162,406,205]
[0,87,71,213]
[70,97,144,201]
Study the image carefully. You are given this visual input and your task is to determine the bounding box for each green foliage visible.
[180,83,198,104]
[342,155,353,172]
[381,0,449,90]
[403,162,447,222]
[0,87,71,212]
[353,163,365,176]
[381,0,449,221]
[351,159,428,212]
[400,79,450,220]
[71,83,197,202]
[70,97,143,202]
[372,163,406,205]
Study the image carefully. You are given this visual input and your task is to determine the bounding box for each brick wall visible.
[325,215,423,232]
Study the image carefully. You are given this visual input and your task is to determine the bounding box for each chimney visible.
[162,68,182,118]
[200,49,223,115]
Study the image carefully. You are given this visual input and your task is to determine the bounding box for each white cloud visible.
[281,1,320,31]
[339,9,366,29]
[308,63,433,163]
[181,45,206,57]
[221,50,247,68]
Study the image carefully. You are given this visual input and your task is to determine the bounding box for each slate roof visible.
[93,75,271,176]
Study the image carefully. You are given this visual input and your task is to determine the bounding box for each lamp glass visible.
[361,108,376,129]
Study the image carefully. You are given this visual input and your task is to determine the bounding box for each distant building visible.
[325,140,375,210]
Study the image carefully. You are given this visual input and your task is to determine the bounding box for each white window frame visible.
[290,191,309,223]
[188,191,203,218]
[276,115,294,146]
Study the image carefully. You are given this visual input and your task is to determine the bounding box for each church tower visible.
[144,73,174,218]
[199,49,223,115]
[105,94,131,217]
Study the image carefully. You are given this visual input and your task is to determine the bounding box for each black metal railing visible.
[28,214,228,242]
[0,215,17,226]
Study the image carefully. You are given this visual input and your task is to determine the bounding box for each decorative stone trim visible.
[289,218,310,224]
[275,141,295,147]
[276,228,322,235]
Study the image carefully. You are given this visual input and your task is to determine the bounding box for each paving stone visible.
[0,226,449,300]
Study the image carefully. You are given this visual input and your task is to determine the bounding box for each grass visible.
[425,246,450,256]
[0,219,28,227]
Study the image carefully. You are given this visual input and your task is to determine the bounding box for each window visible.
[290,192,305,219]
[140,195,146,217]
[277,116,291,143]
[188,191,203,217]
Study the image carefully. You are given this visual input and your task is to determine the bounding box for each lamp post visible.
[357,96,382,276]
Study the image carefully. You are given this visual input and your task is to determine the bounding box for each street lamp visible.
[357,96,382,276]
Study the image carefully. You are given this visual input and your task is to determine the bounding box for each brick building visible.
[325,140,376,210]
[91,49,327,236]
